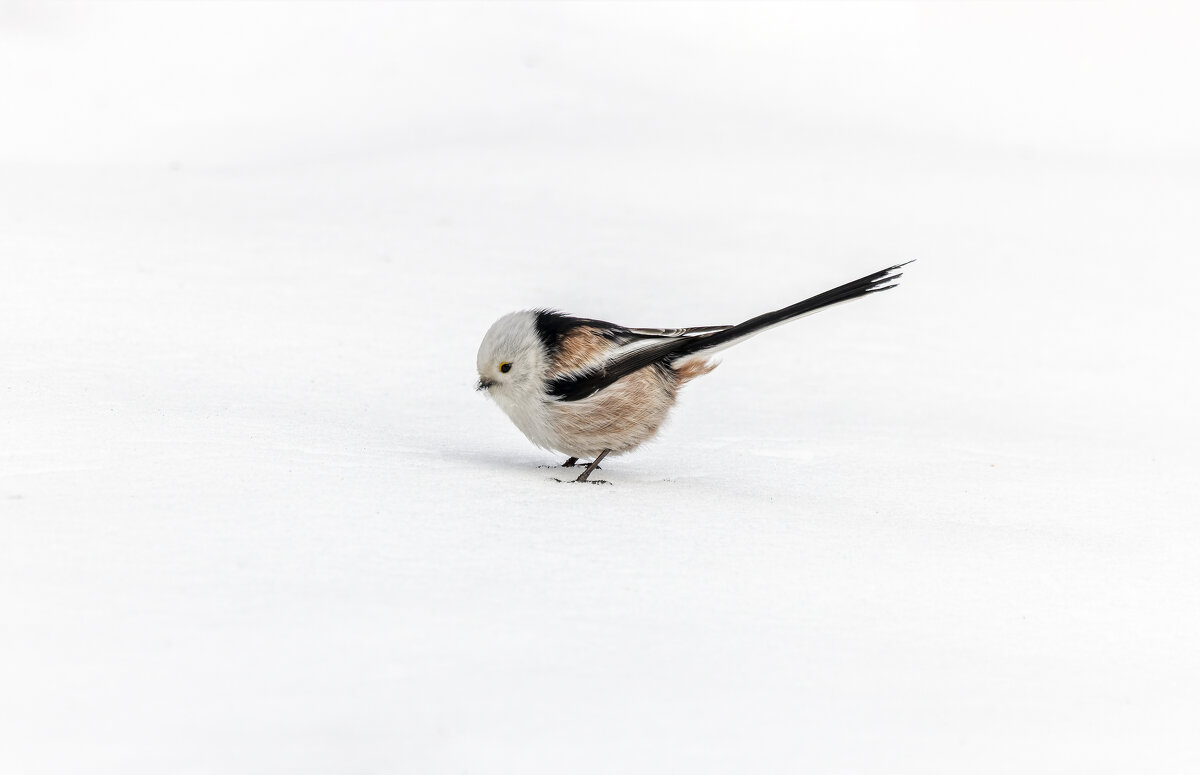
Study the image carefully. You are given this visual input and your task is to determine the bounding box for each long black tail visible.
[676,261,910,357]
[548,262,911,401]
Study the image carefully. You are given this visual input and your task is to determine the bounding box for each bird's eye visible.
[499,362,512,373]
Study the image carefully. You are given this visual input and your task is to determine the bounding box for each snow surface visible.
[3,2,1199,773]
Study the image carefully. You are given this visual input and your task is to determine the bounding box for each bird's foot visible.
[539,456,602,470]
[550,449,612,484]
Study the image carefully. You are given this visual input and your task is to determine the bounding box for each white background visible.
[2,2,1198,772]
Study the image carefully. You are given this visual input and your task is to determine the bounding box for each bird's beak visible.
[476,377,494,391]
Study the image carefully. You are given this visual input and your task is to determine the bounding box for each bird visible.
[476,262,909,483]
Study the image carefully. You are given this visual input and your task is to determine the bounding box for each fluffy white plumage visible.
[476,263,909,482]
[476,312,560,453]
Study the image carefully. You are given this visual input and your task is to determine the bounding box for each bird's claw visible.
[542,459,600,469]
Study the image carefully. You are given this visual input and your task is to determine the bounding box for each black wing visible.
[533,310,730,352]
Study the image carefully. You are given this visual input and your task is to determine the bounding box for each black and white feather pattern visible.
[545,262,911,402]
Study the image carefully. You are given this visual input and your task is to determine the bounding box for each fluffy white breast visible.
[477,312,560,451]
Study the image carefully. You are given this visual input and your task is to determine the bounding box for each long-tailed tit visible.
[476,263,909,482]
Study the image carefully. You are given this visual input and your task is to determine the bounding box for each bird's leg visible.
[539,456,580,470]
[575,449,611,483]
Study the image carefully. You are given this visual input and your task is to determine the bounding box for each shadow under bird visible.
[476,262,910,483]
